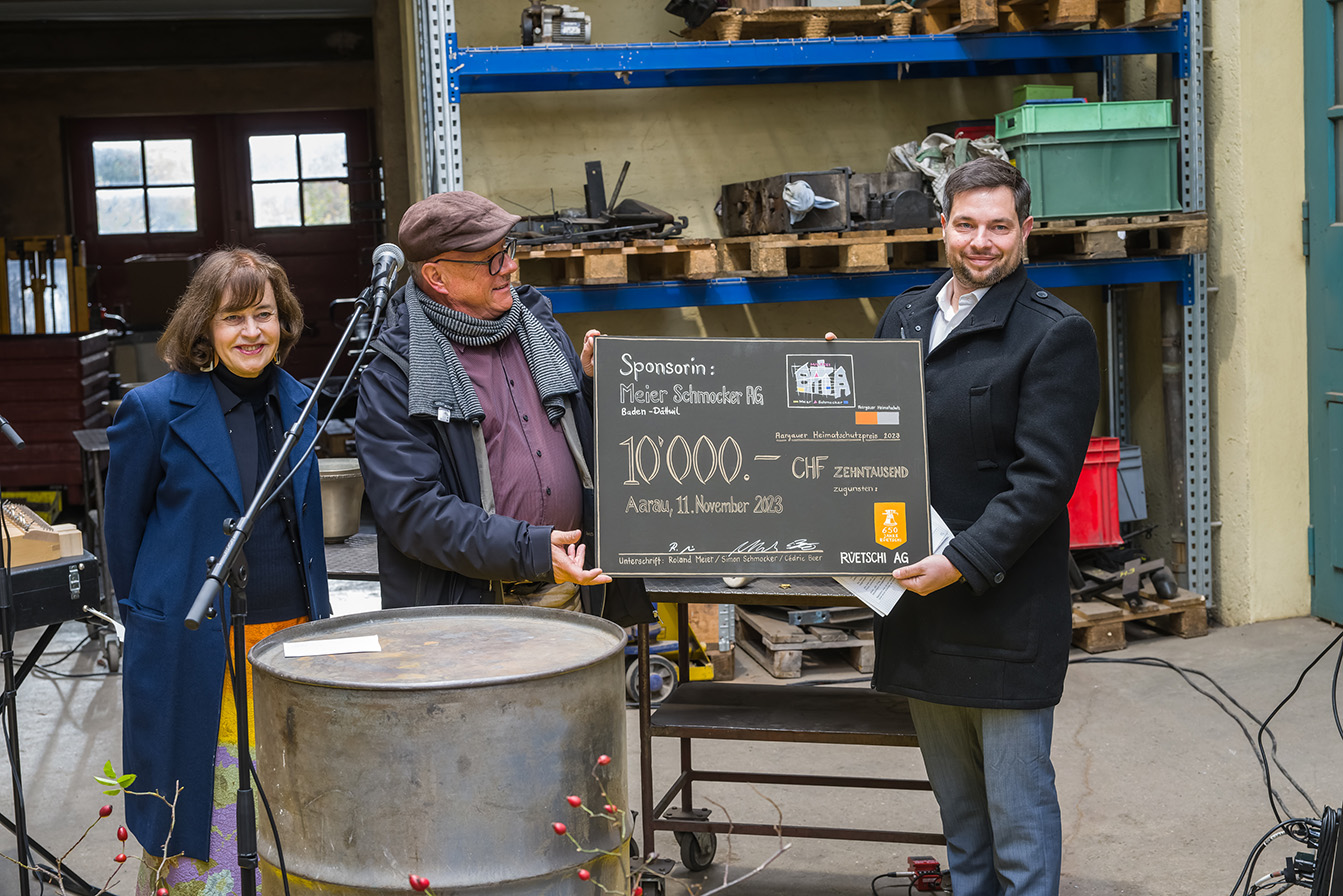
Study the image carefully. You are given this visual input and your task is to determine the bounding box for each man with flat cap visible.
[356,190,651,624]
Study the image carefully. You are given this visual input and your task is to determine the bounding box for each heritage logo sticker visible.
[874,502,907,549]
[787,353,855,408]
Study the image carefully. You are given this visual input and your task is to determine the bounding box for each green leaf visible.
[94,776,117,787]
[117,774,136,787]
[102,760,116,778]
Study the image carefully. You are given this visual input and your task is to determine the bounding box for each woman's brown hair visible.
[157,248,305,374]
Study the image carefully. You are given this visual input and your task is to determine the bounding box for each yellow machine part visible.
[654,602,714,682]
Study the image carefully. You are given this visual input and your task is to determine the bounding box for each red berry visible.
[117,826,129,842]
[604,804,617,814]
[408,874,431,892]
[552,822,567,835]
[634,888,643,895]
[596,755,611,766]
[98,805,113,818]
[566,795,582,807]
[156,889,168,896]
[114,854,128,864]
[577,869,591,881]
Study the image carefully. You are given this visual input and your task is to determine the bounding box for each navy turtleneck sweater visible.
[211,364,308,623]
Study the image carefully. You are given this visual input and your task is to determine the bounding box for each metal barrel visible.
[249,605,630,895]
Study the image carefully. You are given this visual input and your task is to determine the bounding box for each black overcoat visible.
[871,264,1100,709]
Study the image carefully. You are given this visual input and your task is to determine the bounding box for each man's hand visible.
[551,528,612,586]
[893,554,962,595]
[580,329,602,378]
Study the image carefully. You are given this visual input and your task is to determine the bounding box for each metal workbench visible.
[637,577,943,877]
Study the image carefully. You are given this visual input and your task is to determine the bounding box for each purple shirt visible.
[454,336,583,531]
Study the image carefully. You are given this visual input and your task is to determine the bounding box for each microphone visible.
[369,243,405,314]
[0,414,24,450]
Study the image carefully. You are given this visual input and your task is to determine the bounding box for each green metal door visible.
[1307,1,1343,622]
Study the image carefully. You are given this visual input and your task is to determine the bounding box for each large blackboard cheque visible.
[594,337,930,577]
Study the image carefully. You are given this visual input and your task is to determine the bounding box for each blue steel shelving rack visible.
[411,3,1209,594]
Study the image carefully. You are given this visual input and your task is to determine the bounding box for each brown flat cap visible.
[398,191,522,261]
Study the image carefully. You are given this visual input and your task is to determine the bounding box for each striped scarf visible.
[402,279,578,424]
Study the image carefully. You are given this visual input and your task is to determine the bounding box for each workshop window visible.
[92,139,197,235]
[248,132,351,229]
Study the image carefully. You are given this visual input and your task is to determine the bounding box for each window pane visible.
[299,132,347,178]
[249,134,298,181]
[148,186,197,232]
[93,141,143,187]
[95,188,146,234]
[145,139,194,185]
[253,182,300,228]
[302,180,351,226]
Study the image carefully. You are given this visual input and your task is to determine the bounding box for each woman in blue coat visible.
[105,248,330,895]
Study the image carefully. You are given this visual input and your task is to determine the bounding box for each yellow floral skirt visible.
[136,617,305,896]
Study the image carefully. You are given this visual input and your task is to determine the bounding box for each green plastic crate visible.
[1012,84,1074,106]
[995,99,1172,141]
[1001,126,1180,219]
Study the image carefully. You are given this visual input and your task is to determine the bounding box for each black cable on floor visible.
[1225,817,1317,896]
[1070,655,1322,820]
[1246,627,1343,823]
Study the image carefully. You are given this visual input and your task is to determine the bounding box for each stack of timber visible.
[513,238,716,286]
[508,213,1206,286]
[681,5,914,41]
[736,605,874,679]
[0,330,111,506]
[1071,583,1208,654]
[919,0,1182,34]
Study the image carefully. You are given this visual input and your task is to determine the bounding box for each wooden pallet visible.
[921,0,1181,33]
[1029,212,1209,260]
[735,605,874,679]
[1071,585,1208,654]
[505,213,1205,285]
[717,230,908,278]
[513,237,717,286]
[683,6,914,41]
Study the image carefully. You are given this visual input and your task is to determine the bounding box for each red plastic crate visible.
[1067,437,1122,549]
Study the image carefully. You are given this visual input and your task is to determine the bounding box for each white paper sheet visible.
[837,506,956,617]
[283,635,382,657]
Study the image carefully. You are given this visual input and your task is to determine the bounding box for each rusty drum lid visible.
[249,604,626,689]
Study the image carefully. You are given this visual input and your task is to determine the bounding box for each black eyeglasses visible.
[429,237,518,276]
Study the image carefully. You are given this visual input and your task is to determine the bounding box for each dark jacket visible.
[105,370,330,859]
[355,283,652,625]
[871,265,1099,709]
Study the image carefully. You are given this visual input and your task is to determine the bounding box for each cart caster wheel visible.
[104,639,120,673]
[675,830,717,872]
[626,654,677,705]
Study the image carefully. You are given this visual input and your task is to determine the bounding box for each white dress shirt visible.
[929,282,989,351]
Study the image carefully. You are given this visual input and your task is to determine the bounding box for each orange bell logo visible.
[874,503,907,549]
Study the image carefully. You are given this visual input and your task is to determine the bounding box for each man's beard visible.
[949,243,1023,291]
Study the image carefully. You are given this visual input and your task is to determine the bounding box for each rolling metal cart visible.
[636,576,944,882]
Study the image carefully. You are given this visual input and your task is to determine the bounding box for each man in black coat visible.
[871,158,1100,895]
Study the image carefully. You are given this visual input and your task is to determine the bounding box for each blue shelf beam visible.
[543,257,1192,315]
[447,22,1187,99]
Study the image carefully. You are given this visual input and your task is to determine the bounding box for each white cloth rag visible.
[782,180,840,225]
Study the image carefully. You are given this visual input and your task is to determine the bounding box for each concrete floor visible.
[3,583,1342,896]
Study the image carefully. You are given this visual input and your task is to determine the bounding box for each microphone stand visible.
[184,284,385,896]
